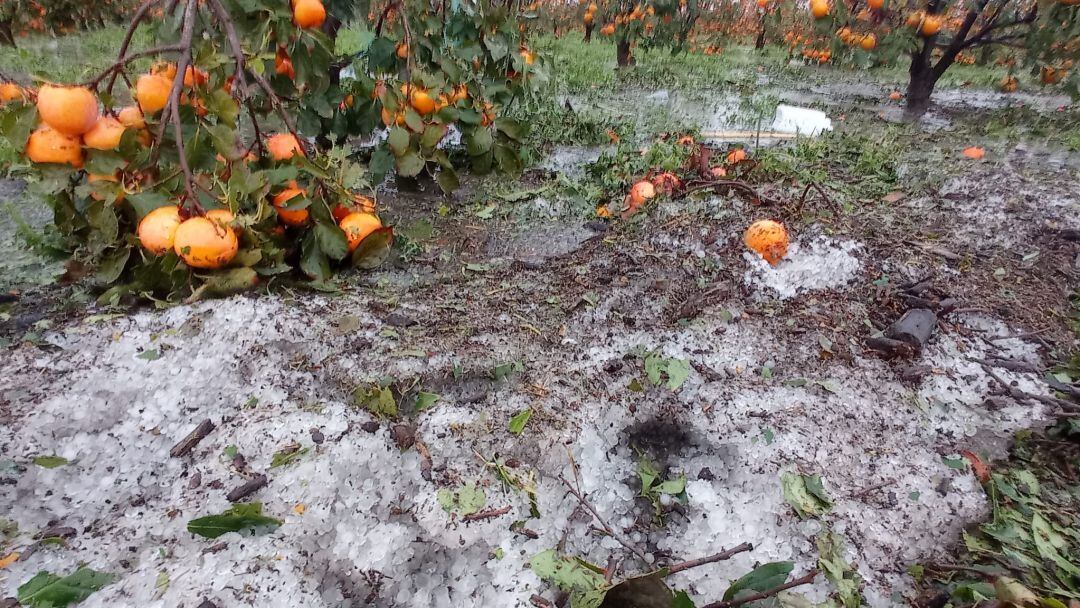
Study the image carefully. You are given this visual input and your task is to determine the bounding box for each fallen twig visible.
[170,419,215,457]
[462,505,512,522]
[225,473,267,502]
[559,475,650,565]
[976,361,1079,413]
[701,569,819,608]
[682,179,782,206]
[666,542,753,574]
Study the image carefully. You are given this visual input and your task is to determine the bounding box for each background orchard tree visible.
[807,0,1079,114]
[595,0,701,67]
[0,0,138,45]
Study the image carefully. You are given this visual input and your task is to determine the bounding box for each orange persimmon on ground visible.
[744,219,790,266]
[340,212,383,252]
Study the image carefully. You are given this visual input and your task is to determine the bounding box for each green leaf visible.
[781,472,832,518]
[17,567,114,608]
[396,152,425,177]
[353,384,398,418]
[95,247,131,285]
[436,482,486,516]
[367,37,398,72]
[388,126,410,156]
[508,408,532,435]
[351,227,394,270]
[655,475,687,496]
[723,562,794,601]
[314,221,349,261]
[466,128,494,156]
[665,359,691,390]
[369,147,394,185]
[205,89,240,127]
[137,349,162,361]
[420,124,445,149]
[530,550,607,593]
[127,192,172,220]
[436,167,460,194]
[300,232,331,281]
[186,503,282,539]
[494,117,526,141]
[270,445,309,468]
[483,32,510,60]
[816,529,862,608]
[415,391,441,411]
[32,455,69,469]
[673,590,697,608]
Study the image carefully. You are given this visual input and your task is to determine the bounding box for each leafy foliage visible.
[921,424,1080,605]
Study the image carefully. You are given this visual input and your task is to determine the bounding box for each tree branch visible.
[666,543,754,575]
[701,570,820,608]
[105,0,165,94]
[558,475,650,566]
[86,45,184,88]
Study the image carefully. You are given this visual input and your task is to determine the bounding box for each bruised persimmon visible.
[267,133,304,161]
[138,206,182,255]
[173,217,239,269]
[272,181,310,226]
[25,125,83,167]
[744,219,789,266]
[339,212,383,252]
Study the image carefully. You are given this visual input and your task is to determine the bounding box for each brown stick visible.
[667,542,754,574]
[86,45,184,88]
[701,569,819,608]
[105,0,166,94]
[170,419,215,457]
[559,475,650,565]
[682,179,781,206]
[226,473,268,502]
[462,505,512,522]
[977,361,1079,413]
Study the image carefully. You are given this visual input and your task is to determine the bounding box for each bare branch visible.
[86,45,184,88]
[105,0,166,94]
[666,543,754,575]
[701,570,820,608]
[558,475,650,566]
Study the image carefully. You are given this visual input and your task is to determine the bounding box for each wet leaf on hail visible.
[781,472,832,518]
[186,503,281,539]
[437,482,486,517]
[17,567,114,608]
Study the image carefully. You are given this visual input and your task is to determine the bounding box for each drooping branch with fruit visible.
[0,0,541,302]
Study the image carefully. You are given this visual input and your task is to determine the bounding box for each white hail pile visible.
[743,236,863,299]
[0,287,1055,607]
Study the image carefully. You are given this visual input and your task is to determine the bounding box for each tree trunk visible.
[584,23,593,42]
[0,19,15,47]
[616,40,635,67]
[755,14,766,49]
[905,60,938,115]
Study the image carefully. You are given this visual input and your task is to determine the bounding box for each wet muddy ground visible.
[0,74,1077,607]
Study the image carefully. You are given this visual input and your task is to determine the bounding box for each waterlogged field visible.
[0,21,1078,608]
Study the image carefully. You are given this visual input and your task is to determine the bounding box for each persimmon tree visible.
[593,0,700,66]
[805,0,1079,113]
[0,0,138,44]
[0,0,539,302]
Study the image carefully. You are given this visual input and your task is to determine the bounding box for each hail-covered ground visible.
[0,180,1066,607]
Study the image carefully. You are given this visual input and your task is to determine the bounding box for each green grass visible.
[0,26,148,83]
